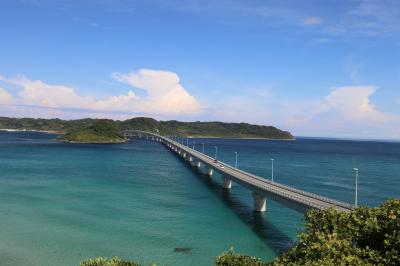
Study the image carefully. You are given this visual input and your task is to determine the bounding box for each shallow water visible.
[0,132,399,265]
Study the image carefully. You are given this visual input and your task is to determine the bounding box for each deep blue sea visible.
[0,131,399,266]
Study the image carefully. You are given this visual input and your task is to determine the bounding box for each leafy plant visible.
[270,199,400,266]
[80,257,140,266]
[216,247,268,266]
[216,199,400,266]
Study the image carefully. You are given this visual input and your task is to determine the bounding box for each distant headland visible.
[0,116,294,143]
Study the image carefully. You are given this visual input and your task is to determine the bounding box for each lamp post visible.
[234,152,238,168]
[186,138,189,147]
[354,168,359,207]
[271,158,274,182]
[202,143,205,153]
[214,146,218,160]
[193,141,196,150]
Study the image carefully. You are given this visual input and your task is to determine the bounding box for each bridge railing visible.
[166,137,353,210]
[221,162,353,209]
[127,130,353,210]
[170,141,334,209]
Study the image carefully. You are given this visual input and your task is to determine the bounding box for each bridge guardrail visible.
[168,140,349,210]
[127,131,353,211]
[169,139,352,210]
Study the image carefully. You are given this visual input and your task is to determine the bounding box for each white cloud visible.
[1,75,93,108]
[303,17,323,25]
[275,85,398,139]
[111,69,202,114]
[0,72,397,139]
[91,90,139,110]
[0,69,202,116]
[0,87,13,105]
[281,86,387,127]
[324,86,386,122]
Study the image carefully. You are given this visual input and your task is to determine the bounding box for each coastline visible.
[0,129,294,141]
[59,139,129,144]
[0,128,58,134]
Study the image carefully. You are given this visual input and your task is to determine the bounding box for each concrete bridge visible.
[124,130,353,213]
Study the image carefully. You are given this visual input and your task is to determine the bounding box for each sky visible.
[0,0,399,139]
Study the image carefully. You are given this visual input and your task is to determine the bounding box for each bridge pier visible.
[252,193,267,212]
[206,167,213,177]
[222,176,232,189]
[121,131,353,214]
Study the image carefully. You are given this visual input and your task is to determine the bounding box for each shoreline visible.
[59,139,129,144]
[0,129,294,141]
[0,128,58,134]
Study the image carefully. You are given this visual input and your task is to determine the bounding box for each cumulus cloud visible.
[324,86,386,122]
[111,69,201,114]
[0,69,202,116]
[282,86,387,126]
[0,75,93,108]
[276,85,398,139]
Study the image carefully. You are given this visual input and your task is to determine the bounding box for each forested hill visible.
[119,118,294,139]
[0,117,294,139]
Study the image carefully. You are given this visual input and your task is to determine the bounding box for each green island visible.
[80,199,400,266]
[58,120,126,143]
[0,117,294,143]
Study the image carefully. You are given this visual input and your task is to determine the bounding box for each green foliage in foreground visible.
[216,247,268,266]
[80,257,140,266]
[82,200,399,266]
[59,119,125,143]
[217,199,400,266]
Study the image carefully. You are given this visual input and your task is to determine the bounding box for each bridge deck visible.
[127,131,353,213]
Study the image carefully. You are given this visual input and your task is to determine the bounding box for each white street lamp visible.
[271,158,274,182]
[234,152,238,168]
[214,146,218,160]
[354,168,359,207]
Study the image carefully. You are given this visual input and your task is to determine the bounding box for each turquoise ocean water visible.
[0,131,399,265]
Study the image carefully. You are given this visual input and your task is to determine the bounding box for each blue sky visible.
[0,0,399,139]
